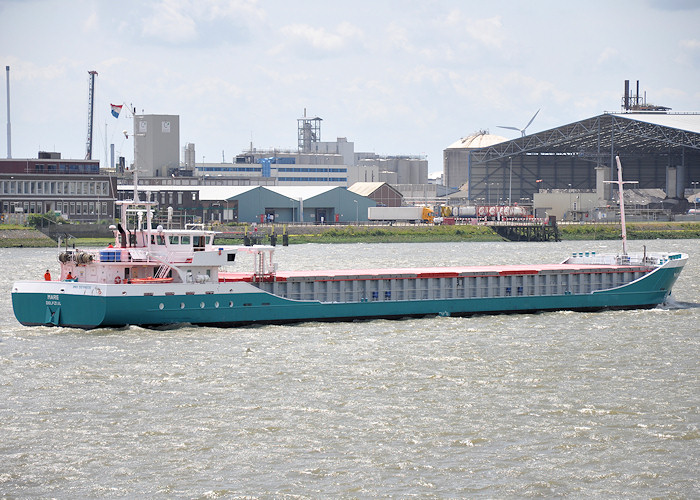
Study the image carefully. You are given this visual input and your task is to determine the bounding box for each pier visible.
[487,218,561,242]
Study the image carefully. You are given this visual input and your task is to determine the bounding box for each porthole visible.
[229,301,233,307]
[214,301,219,308]
[200,302,205,308]
[159,303,164,310]
[180,302,185,309]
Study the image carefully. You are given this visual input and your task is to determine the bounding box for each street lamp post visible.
[290,198,295,224]
[354,200,358,224]
[487,182,497,206]
[692,181,699,219]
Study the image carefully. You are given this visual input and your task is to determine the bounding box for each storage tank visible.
[409,160,419,184]
[397,159,411,184]
[379,170,398,184]
[456,206,477,217]
[444,131,507,190]
[418,160,428,184]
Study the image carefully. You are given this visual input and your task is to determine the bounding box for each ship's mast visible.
[616,156,628,255]
[612,155,637,256]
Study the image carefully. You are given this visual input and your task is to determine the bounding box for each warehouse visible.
[348,182,403,207]
[117,185,376,224]
[445,112,700,212]
[261,186,376,224]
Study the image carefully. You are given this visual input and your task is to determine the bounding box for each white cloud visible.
[6,59,67,82]
[176,77,242,100]
[677,38,700,65]
[142,0,198,44]
[139,0,265,45]
[202,0,265,22]
[82,9,99,34]
[597,47,620,65]
[439,10,505,49]
[276,22,365,57]
[403,66,447,87]
[680,39,700,49]
[464,16,504,48]
[443,9,463,26]
[386,23,412,52]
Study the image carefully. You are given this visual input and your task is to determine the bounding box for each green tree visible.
[26,212,67,229]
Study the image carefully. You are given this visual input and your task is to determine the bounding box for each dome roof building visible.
[443,131,506,191]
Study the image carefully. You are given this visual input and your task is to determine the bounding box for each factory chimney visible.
[5,66,10,159]
[621,79,671,112]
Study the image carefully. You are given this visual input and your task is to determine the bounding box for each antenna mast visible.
[85,70,98,160]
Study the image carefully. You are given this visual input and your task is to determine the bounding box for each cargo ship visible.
[11,158,688,329]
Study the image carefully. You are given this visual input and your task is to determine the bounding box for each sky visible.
[1,0,699,176]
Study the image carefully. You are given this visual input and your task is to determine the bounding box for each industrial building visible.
[0,152,117,222]
[443,131,507,192]
[444,113,700,219]
[117,185,376,224]
[348,182,403,207]
[178,114,428,188]
[197,142,353,185]
[132,114,181,177]
[443,81,700,219]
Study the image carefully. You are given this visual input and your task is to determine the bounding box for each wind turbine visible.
[498,109,540,137]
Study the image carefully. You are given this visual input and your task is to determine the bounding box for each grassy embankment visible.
[558,221,700,240]
[283,221,700,244]
[0,225,55,248]
[284,224,501,244]
[1,221,699,247]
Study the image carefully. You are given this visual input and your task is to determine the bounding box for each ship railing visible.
[154,252,178,279]
[70,247,190,266]
[567,251,673,267]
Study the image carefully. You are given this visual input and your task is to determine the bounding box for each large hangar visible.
[447,112,700,209]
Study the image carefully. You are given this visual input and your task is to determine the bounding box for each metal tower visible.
[85,70,98,160]
[5,66,10,159]
[297,109,322,152]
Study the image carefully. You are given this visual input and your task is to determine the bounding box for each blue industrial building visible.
[118,185,376,224]
[220,186,376,224]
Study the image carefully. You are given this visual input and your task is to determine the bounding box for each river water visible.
[1,240,698,498]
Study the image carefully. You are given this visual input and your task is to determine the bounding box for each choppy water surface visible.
[1,240,698,497]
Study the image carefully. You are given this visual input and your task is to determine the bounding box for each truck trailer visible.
[368,206,435,224]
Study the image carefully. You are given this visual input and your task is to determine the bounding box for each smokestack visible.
[5,66,10,159]
[624,80,630,110]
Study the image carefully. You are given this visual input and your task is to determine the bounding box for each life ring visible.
[114,276,122,284]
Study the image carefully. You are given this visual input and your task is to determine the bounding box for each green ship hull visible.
[11,260,685,329]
